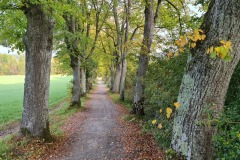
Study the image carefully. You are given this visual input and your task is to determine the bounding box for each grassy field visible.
[0,75,72,129]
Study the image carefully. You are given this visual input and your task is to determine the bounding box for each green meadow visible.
[0,75,72,129]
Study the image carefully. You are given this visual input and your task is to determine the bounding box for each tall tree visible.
[119,0,130,100]
[131,0,161,115]
[64,14,81,107]
[81,0,109,95]
[171,1,240,159]
[20,2,55,139]
[111,0,123,93]
[0,1,56,139]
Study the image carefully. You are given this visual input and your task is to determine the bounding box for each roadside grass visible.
[0,75,72,129]
[108,91,132,111]
[0,94,89,160]
[108,91,140,123]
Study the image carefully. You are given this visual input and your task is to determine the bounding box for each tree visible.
[20,2,55,139]
[171,1,240,159]
[64,13,82,107]
[131,0,161,115]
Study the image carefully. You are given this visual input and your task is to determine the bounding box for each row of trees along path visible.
[0,0,240,159]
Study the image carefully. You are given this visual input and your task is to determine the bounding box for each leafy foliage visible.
[213,62,240,159]
[143,53,188,148]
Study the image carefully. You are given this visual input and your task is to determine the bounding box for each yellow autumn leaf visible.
[225,41,232,49]
[206,46,214,54]
[175,35,188,47]
[201,35,206,40]
[174,51,179,57]
[220,40,226,45]
[159,109,163,113]
[166,113,171,119]
[194,29,199,35]
[219,47,228,59]
[158,123,163,129]
[198,29,204,33]
[152,119,157,125]
[174,102,180,109]
[175,39,181,46]
[215,47,221,55]
[191,35,199,42]
[166,107,172,115]
[191,43,196,48]
[179,48,184,53]
[206,48,210,54]
[167,52,173,61]
[209,46,214,53]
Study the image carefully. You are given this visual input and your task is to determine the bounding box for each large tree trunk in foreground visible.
[20,4,54,140]
[171,1,240,159]
[81,67,87,96]
[131,0,154,116]
[70,55,81,107]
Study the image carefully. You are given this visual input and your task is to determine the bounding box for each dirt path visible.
[49,81,163,160]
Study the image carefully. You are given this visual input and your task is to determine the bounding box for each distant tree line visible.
[0,53,25,75]
[0,53,61,75]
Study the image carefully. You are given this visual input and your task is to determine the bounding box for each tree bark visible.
[131,0,154,116]
[112,0,123,93]
[120,0,131,101]
[70,54,81,107]
[64,15,81,107]
[20,4,54,140]
[80,67,87,96]
[110,63,115,91]
[112,59,122,93]
[171,1,240,159]
[120,58,127,100]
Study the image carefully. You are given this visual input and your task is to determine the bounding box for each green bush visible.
[213,62,240,159]
[143,53,187,148]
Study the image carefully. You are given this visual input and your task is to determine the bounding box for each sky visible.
[0,45,19,55]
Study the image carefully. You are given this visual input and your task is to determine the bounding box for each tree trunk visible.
[110,64,115,91]
[64,15,81,107]
[112,58,122,93]
[70,54,81,107]
[120,0,131,101]
[171,1,240,159]
[131,0,154,116]
[112,0,123,93]
[20,4,54,140]
[120,58,127,100]
[81,67,87,96]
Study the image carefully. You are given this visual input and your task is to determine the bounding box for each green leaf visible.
[210,51,217,59]
[224,54,232,62]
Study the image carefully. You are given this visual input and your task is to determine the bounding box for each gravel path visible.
[50,81,125,159]
[49,81,163,160]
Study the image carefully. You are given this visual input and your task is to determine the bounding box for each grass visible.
[108,91,141,123]
[108,91,132,111]
[0,75,72,129]
[0,90,90,160]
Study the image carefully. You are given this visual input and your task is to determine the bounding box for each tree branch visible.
[154,0,162,24]
[165,0,182,34]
